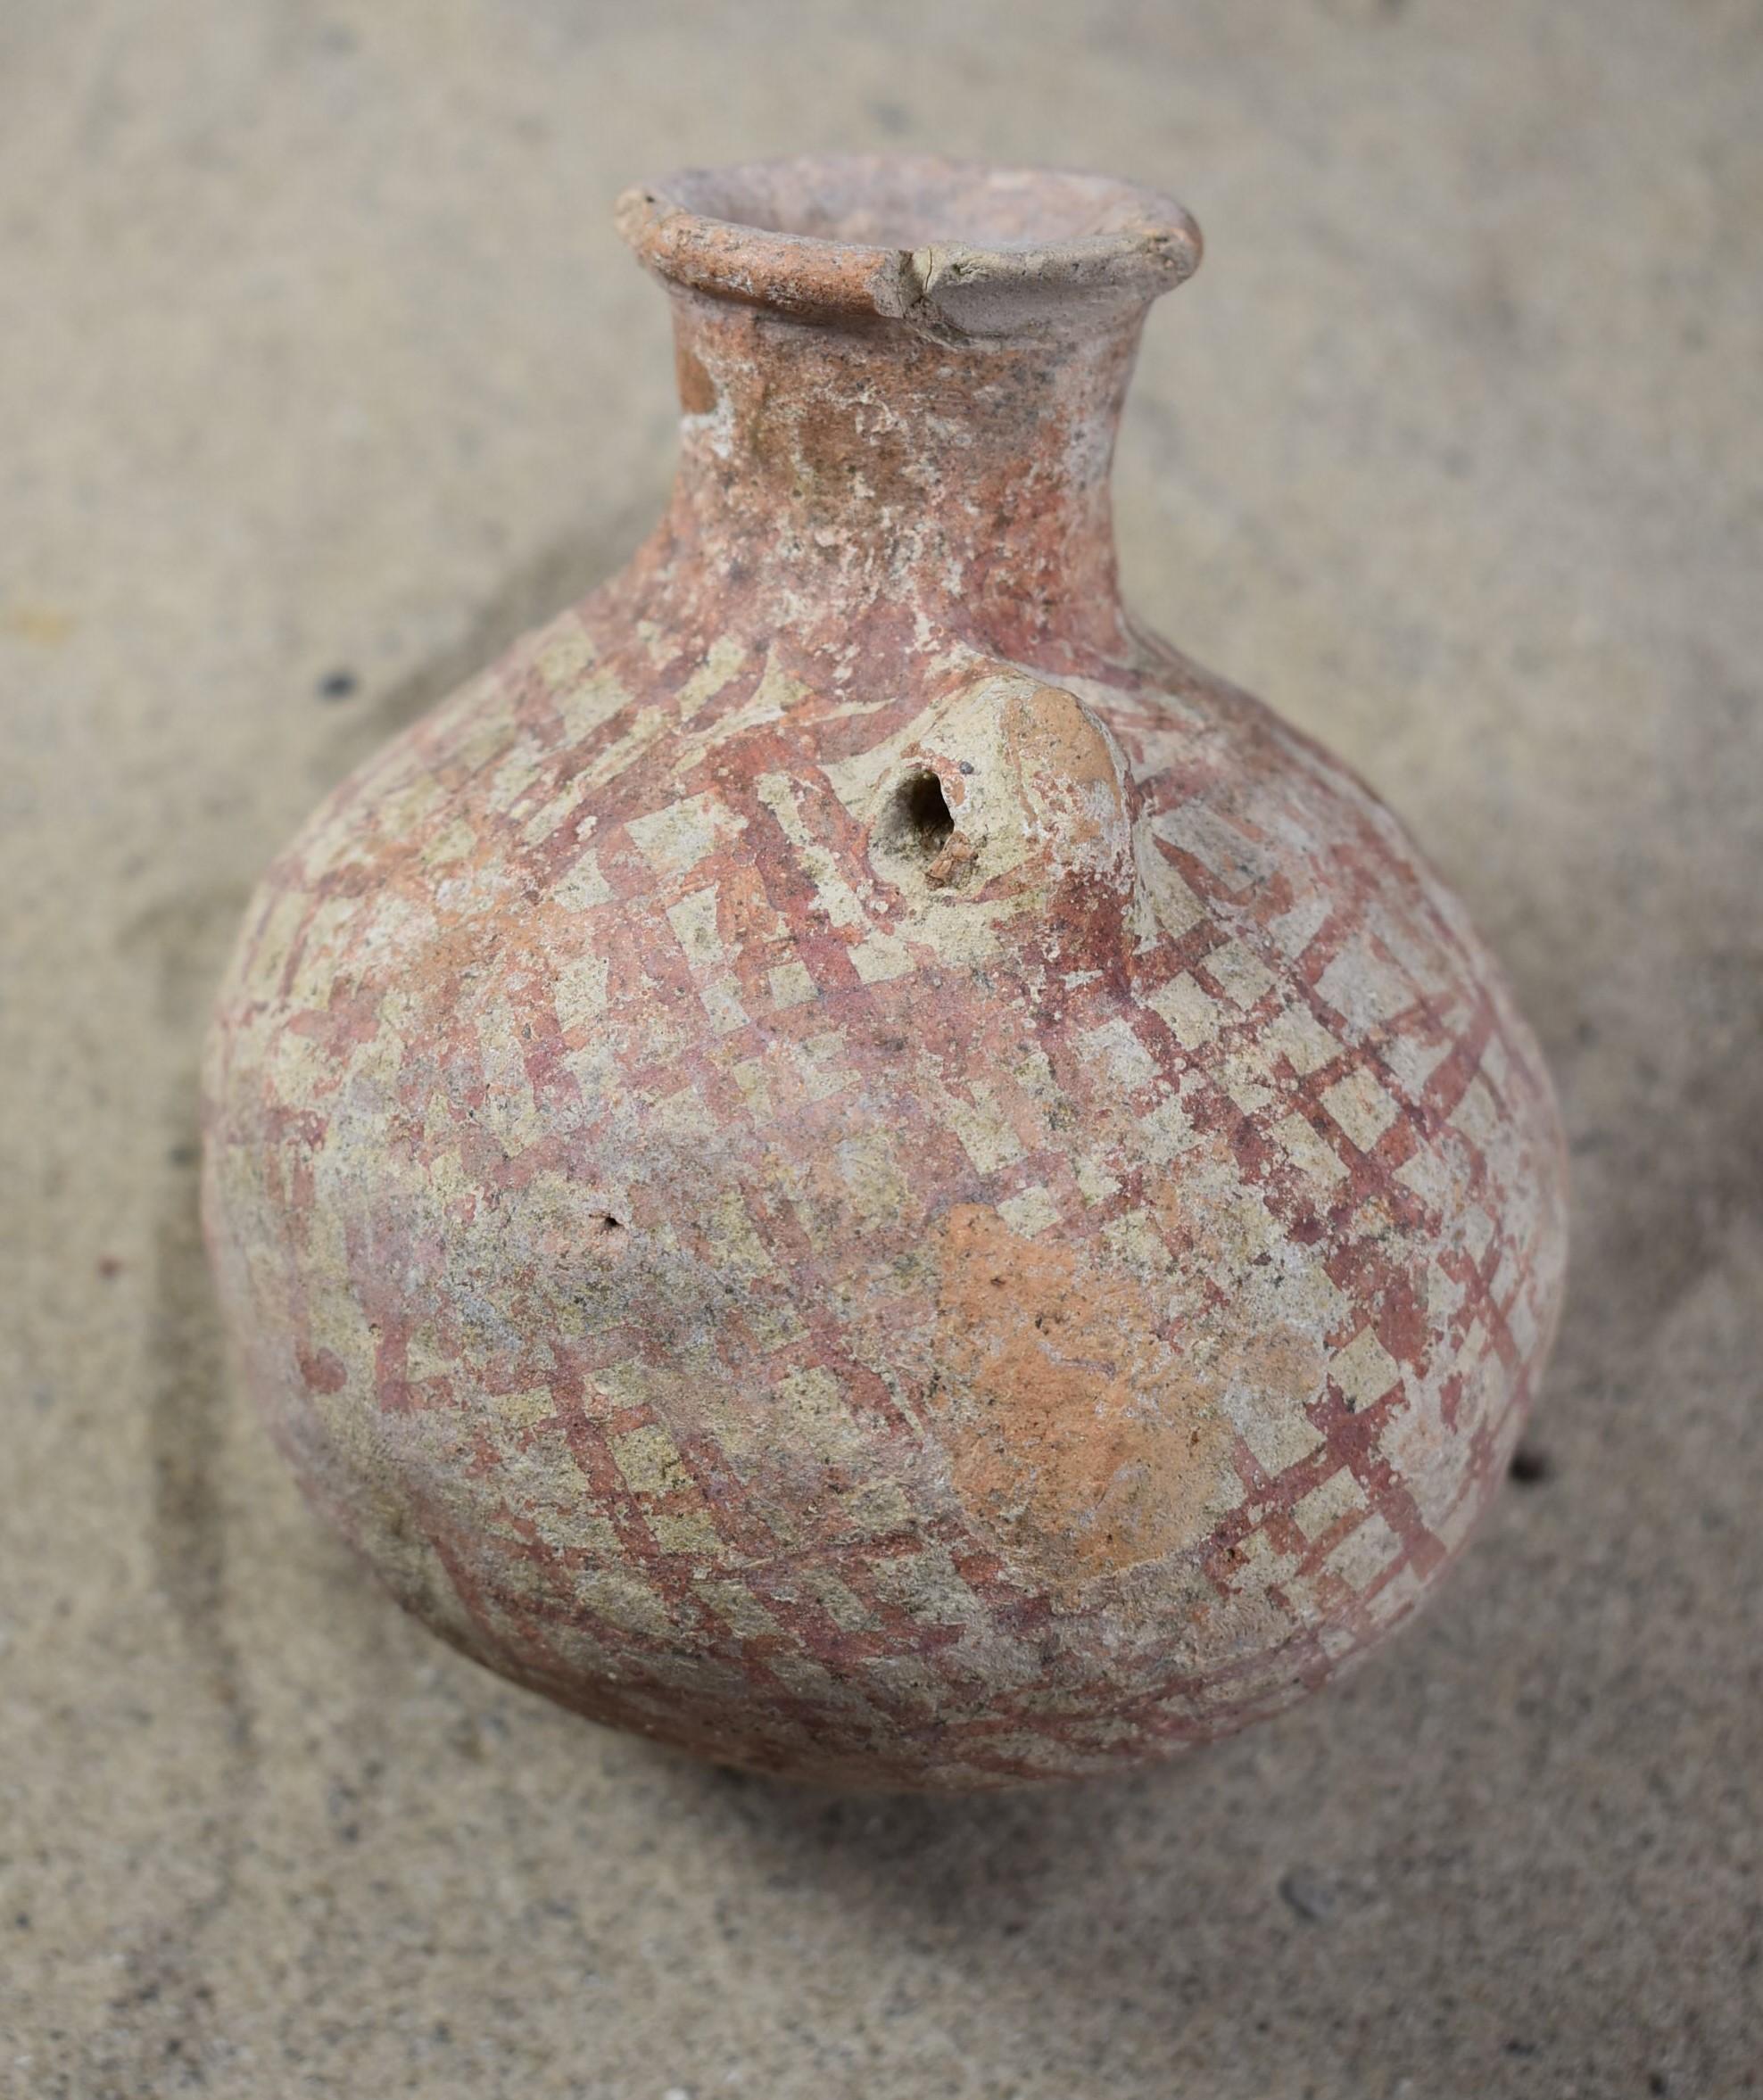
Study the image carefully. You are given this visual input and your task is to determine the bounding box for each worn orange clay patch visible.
[1004,683,1124,848]
[931,1203,1235,1594]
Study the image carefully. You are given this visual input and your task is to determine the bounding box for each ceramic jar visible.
[203,157,1568,1789]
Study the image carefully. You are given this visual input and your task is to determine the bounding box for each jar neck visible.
[652,289,1144,666]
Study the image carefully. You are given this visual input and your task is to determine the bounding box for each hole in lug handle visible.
[873,765,975,891]
[897,768,956,855]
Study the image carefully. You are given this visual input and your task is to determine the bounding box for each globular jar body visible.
[203,158,1568,1789]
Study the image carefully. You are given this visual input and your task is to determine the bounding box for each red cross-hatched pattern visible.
[205,606,1567,1789]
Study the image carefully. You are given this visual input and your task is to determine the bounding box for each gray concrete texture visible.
[2,1,1759,2095]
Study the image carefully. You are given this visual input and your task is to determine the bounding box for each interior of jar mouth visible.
[658,154,1177,253]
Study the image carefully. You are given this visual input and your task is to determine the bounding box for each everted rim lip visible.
[615,153,1202,338]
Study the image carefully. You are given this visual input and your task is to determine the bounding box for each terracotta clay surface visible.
[203,156,1568,1789]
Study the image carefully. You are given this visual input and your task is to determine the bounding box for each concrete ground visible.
[3,2,1759,2095]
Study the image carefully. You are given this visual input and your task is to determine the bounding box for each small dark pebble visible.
[318,668,359,700]
[1279,1868,1335,1922]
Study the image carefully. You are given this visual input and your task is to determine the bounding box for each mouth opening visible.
[617,153,1201,340]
